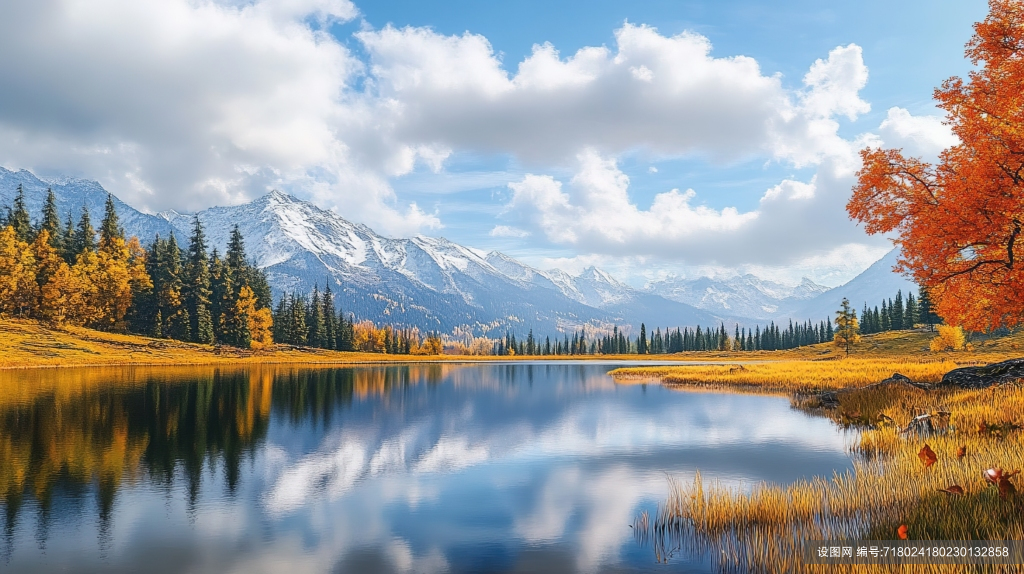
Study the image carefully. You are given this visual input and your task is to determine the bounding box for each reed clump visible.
[630,359,1024,572]
[612,358,961,392]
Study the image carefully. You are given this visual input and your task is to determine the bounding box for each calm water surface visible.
[0,363,854,573]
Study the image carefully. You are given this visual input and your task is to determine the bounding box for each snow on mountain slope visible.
[646,273,829,320]
[779,249,917,321]
[6,166,891,335]
[0,167,176,243]
[158,191,726,335]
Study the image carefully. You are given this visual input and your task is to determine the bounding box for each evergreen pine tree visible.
[183,216,214,344]
[893,290,905,330]
[40,188,63,252]
[918,286,940,330]
[272,296,289,344]
[905,292,918,329]
[209,249,230,342]
[9,184,31,242]
[290,295,308,345]
[99,194,124,248]
[60,212,76,261]
[307,286,325,348]
[323,284,337,350]
[638,323,647,354]
[73,205,95,256]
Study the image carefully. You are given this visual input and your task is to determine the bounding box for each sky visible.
[0,0,986,287]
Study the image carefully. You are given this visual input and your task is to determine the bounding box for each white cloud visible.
[489,225,531,238]
[503,148,883,267]
[358,23,803,164]
[0,0,439,235]
[0,7,912,277]
[877,106,958,158]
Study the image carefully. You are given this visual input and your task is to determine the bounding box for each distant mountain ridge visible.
[645,274,830,320]
[1,167,915,335]
[0,167,176,243]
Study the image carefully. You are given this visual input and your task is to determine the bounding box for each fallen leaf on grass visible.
[937,485,965,495]
[898,524,908,540]
[983,468,1020,499]
[918,444,937,468]
[956,446,966,459]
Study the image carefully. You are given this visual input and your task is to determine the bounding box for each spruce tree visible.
[40,188,63,251]
[918,286,940,330]
[638,323,647,354]
[307,286,325,348]
[209,249,230,342]
[272,296,290,344]
[74,205,95,256]
[99,194,124,248]
[60,213,76,262]
[290,295,308,346]
[323,284,337,350]
[905,292,918,329]
[893,290,905,330]
[184,216,214,344]
[8,184,31,242]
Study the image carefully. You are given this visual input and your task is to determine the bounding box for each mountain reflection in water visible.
[0,363,853,573]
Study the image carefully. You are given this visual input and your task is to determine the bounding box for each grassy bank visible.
[0,319,726,369]
[616,331,1024,572]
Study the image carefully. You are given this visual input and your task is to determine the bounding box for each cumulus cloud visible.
[0,5,927,275]
[877,106,958,158]
[502,147,882,266]
[0,0,439,234]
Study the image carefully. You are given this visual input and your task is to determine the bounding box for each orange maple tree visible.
[848,0,1024,331]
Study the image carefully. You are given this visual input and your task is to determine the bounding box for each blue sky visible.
[0,0,985,286]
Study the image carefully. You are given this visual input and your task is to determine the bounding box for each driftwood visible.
[939,358,1024,389]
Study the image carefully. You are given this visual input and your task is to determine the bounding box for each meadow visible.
[614,328,1024,573]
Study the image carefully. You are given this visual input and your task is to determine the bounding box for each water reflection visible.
[0,364,853,573]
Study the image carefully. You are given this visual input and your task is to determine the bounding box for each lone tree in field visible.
[848,0,1024,332]
[834,297,860,357]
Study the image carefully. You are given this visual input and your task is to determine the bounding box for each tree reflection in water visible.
[0,364,445,557]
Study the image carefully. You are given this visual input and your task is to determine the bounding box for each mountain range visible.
[0,167,917,336]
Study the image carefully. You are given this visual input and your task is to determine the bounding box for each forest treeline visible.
[0,186,446,353]
[1,186,943,355]
[488,287,942,357]
[0,186,274,347]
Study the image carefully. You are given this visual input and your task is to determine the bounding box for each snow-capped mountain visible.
[158,191,726,335]
[778,248,918,322]
[0,167,176,242]
[1,166,916,335]
[645,274,829,320]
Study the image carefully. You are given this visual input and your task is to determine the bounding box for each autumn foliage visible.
[849,0,1024,331]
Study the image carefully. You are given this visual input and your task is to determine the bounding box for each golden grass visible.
[612,358,962,392]
[0,319,696,369]
[625,334,1024,572]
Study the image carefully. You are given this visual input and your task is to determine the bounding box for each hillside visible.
[3,318,1021,370]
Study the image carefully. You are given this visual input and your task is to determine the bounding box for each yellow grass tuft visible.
[626,348,1024,571]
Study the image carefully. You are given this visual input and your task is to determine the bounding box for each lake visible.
[0,363,854,573]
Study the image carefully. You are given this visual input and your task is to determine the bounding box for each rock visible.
[882,372,912,385]
[940,358,1024,389]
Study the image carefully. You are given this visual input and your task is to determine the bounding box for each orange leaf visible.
[956,446,966,459]
[897,524,908,540]
[999,478,1016,499]
[918,444,937,468]
[938,485,965,495]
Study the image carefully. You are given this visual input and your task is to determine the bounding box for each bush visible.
[930,324,966,352]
